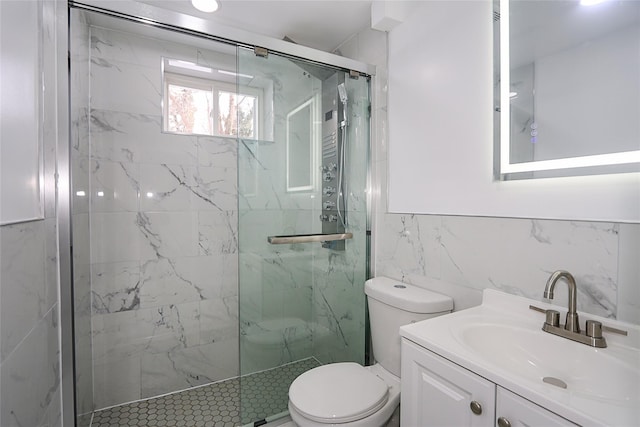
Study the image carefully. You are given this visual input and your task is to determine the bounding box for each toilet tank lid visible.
[365,277,453,313]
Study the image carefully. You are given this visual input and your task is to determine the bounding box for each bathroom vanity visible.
[399,290,640,427]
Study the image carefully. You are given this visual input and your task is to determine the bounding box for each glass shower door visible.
[237,47,370,424]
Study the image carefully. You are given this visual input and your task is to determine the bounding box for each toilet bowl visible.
[288,363,399,427]
[287,277,453,426]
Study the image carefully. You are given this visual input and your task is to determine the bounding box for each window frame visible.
[163,71,263,140]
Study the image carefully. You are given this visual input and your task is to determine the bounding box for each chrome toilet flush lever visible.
[529,270,622,348]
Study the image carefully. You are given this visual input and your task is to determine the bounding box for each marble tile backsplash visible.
[375,214,638,322]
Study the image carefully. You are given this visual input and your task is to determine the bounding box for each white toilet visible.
[288,276,453,426]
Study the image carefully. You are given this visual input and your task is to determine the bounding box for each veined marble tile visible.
[92,261,141,314]
[190,165,238,211]
[140,338,239,399]
[197,135,237,168]
[92,303,200,365]
[91,212,144,264]
[139,163,194,212]
[0,306,59,427]
[93,354,141,409]
[90,109,198,165]
[91,159,140,212]
[71,155,90,214]
[1,221,47,362]
[198,210,238,255]
[199,296,238,345]
[439,217,619,318]
[137,211,199,260]
[617,223,640,324]
[139,258,206,307]
[72,213,91,267]
[90,57,162,116]
[375,213,441,281]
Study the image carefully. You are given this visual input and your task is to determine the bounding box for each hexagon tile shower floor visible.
[90,358,320,427]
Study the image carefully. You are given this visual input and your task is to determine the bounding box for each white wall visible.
[386,0,640,223]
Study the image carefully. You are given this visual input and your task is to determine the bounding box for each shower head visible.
[338,83,348,104]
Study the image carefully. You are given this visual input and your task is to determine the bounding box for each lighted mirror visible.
[286,97,319,192]
[496,0,640,180]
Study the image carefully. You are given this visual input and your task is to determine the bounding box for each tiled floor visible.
[90,358,320,427]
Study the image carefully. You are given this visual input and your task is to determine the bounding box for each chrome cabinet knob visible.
[497,417,512,427]
[469,401,482,415]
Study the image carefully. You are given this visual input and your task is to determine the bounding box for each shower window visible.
[163,63,261,139]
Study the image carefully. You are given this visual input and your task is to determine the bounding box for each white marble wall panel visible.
[90,58,162,116]
[0,221,49,361]
[197,136,238,168]
[91,159,140,212]
[191,166,238,211]
[0,306,59,427]
[139,255,236,307]
[93,355,141,409]
[86,22,242,408]
[140,338,239,399]
[139,163,194,211]
[90,109,198,165]
[199,296,239,345]
[92,261,141,314]
[376,214,623,319]
[198,210,238,255]
[138,212,200,260]
[617,224,640,324]
[91,212,145,264]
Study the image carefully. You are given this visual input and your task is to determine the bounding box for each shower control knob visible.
[323,201,336,210]
[323,187,336,196]
[329,162,338,171]
[328,215,338,222]
[323,171,335,182]
[319,214,329,222]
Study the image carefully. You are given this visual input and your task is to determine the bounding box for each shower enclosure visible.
[68,3,370,426]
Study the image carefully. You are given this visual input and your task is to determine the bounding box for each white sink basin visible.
[400,289,640,427]
[455,321,640,405]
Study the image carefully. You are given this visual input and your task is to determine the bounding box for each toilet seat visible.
[289,362,389,424]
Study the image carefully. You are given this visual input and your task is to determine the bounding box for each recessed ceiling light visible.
[192,0,219,13]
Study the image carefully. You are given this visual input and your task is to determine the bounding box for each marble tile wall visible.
[0,1,62,426]
[80,23,240,409]
[340,19,640,327]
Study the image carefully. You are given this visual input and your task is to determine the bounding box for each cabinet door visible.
[496,387,577,427]
[401,339,495,427]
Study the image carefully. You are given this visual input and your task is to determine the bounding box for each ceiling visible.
[139,0,374,52]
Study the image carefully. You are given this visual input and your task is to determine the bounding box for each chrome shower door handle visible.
[267,233,353,245]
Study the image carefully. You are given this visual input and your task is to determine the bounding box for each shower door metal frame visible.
[69,0,375,77]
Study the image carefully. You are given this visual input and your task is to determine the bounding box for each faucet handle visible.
[585,320,603,339]
[545,310,560,328]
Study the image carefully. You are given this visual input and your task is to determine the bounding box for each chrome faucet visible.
[543,270,579,333]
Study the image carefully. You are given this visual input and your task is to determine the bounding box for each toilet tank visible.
[365,277,453,377]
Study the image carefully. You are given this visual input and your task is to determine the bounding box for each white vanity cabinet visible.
[401,339,576,427]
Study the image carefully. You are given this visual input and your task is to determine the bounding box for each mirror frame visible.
[496,0,640,180]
